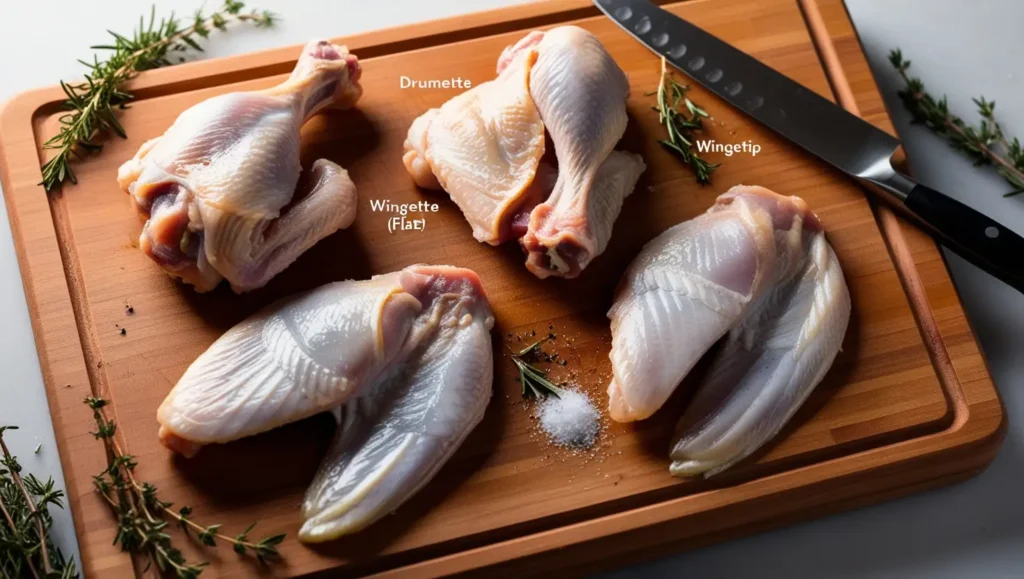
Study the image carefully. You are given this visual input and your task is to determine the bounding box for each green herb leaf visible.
[511,340,566,399]
[82,396,286,576]
[197,524,221,547]
[651,56,719,185]
[1,425,79,578]
[890,48,1024,197]
[39,1,275,192]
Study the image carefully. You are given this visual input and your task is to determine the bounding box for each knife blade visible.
[594,0,1024,294]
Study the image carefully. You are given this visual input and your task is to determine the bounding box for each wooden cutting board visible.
[0,0,1005,577]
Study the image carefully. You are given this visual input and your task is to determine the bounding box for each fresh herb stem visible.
[0,426,78,579]
[0,436,52,576]
[651,56,719,184]
[40,1,276,192]
[84,396,284,578]
[512,340,566,399]
[889,49,1024,197]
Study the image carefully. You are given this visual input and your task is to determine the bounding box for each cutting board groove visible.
[797,0,966,423]
[0,0,1003,577]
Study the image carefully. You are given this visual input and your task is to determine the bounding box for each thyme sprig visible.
[650,56,719,184]
[512,340,566,400]
[889,49,1024,197]
[40,1,276,192]
[0,426,78,579]
[84,397,284,578]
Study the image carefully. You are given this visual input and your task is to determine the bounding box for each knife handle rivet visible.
[613,6,633,21]
[747,95,765,110]
[668,44,687,59]
[634,16,652,34]
[725,81,743,96]
[705,68,723,83]
[985,226,1000,239]
[688,56,706,71]
[652,32,670,47]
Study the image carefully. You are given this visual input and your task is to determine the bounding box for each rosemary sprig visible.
[650,56,719,184]
[84,397,285,578]
[889,49,1024,197]
[40,1,276,192]
[511,340,566,399]
[0,426,79,579]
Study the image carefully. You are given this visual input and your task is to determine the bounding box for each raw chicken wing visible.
[157,265,494,540]
[118,39,363,292]
[301,267,493,540]
[506,27,646,278]
[403,48,545,244]
[607,186,850,476]
[404,26,644,277]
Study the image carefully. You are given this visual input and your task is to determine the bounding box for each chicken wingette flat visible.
[157,265,494,540]
[606,186,850,476]
[118,39,363,292]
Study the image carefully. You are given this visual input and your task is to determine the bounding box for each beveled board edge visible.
[811,0,1004,428]
[0,0,1005,577]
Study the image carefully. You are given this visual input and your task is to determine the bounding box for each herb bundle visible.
[84,397,284,578]
[40,1,275,192]
[651,56,719,184]
[0,426,78,579]
[889,49,1024,197]
[512,339,566,400]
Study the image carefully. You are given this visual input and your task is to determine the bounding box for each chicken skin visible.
[156,265,494,541]
[404,26,644,278]
[118,39,363,292]
[606,186,850,476]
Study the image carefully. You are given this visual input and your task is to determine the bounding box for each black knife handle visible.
[904,183,1024,292]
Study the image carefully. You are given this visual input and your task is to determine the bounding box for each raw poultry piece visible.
[301,269,493,540]
[506,27,646,278]
[606,186,850,476]
[404,26,644,277]
[157,265,494,541]
[403,47,545,245]
[118,39,363,293]
[524,150,645,278]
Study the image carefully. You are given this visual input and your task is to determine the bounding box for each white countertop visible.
[1,1,1022,576]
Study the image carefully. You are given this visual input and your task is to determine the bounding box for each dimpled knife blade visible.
[593,0,1024,294]
[593,0,899,178]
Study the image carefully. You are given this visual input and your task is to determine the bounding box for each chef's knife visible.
[594,0,1024,294]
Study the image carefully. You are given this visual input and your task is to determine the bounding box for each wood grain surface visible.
[0,0,1004,577]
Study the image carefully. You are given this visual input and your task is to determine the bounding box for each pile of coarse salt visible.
[537,388,601,449]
